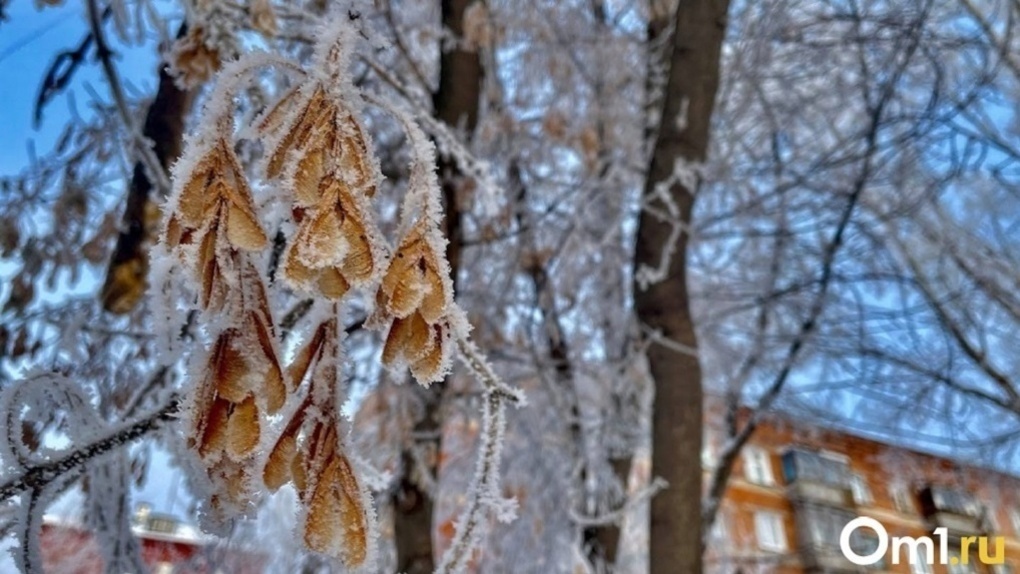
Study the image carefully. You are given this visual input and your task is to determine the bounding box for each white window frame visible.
[819,449,849,463]
[909,545,932,574]
[948,551,977,574]
[891,485,913,513]
[985,505,1000,531]
[754,510,787,552]
[743,446,775,486]
[850,474,873,505]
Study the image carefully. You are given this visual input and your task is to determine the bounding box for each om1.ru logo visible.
[840,517,1005,567]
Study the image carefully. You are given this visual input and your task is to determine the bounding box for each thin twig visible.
[0,397,179,503]
[85,0,171,196]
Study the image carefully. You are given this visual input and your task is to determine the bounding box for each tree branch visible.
[0,397,178,503]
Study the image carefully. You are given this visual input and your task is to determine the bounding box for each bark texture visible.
[634,1,730,573]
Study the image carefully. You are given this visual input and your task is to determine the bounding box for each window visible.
[744,447,775,486]
[907,545,932,574]
[948,551,977,574]
[754,510,787,552]
[850,474,873,505]
[931,486,980,517]
[850,530,886,570]
[891,485,914,513]
[782,448,851,486]
[800,505,855,549]
[984,506,1000,531]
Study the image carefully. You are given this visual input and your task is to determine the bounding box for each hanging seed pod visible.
[374,219,455,385]
[163,135,269,310]
[261,316,372,568]
[262,68,384,301]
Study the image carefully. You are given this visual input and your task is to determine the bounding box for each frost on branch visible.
[150,17,523,573]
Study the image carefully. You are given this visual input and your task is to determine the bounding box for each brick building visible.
[39,504,266,574]
[704,403,1020,574]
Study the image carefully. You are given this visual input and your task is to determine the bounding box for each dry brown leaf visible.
[340,223,373,283]
[318,266,350,300]
[388,270,426,319]
[197,229,222,309]
[225,201,269,250]
[226,395,260,459]
[251,310,287,413]
[301,207,345,265]
[419,267,447,324]
[164,215,184,248]
[283,244,320,288]
[303,454,368,566]
[264,433,297,492]
[256,85,300,137]
[213,336,252,403]
[266,88,330,179]
[292,450,308,493]
[177,162,216,227]
[168,25,221,89]
[199,397,231,458]
[294,147,327,207]
[249,0,278,36]
[382,312,434,367]
[411,325,446,383]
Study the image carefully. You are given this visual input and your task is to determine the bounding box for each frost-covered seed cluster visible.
[153,20,521,572]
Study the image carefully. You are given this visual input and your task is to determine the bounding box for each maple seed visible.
[304,454,368,567]
[264,432,297,492]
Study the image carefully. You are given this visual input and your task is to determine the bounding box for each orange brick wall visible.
[704,400,1020,573]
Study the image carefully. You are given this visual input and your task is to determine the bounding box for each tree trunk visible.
[392,1,484,571]
[101,24,195,313]
[634,2,730,574]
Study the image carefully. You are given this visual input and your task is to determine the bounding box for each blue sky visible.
[0,1,165,173]
[1,1,187,523]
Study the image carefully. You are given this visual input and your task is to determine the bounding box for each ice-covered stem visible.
[360,57,502,215]
[0,398,178,503]
[435,318,523,574]
[12,486,45,573]
[362,94,444,226]
[571,477,668,528]
[203,53,306,122]
[452,325,524,405]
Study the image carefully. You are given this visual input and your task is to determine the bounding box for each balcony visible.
[799,547,869,574]
[918,485,986,540]
[794,505,881,573]
[783,449,856,508]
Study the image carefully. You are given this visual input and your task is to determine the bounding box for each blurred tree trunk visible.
[634,1,730,573]
[101,24,195,313]
[392,1,483,572]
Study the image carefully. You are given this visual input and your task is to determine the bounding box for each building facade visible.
[705,407,1020,574]
[39,505,266,574]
